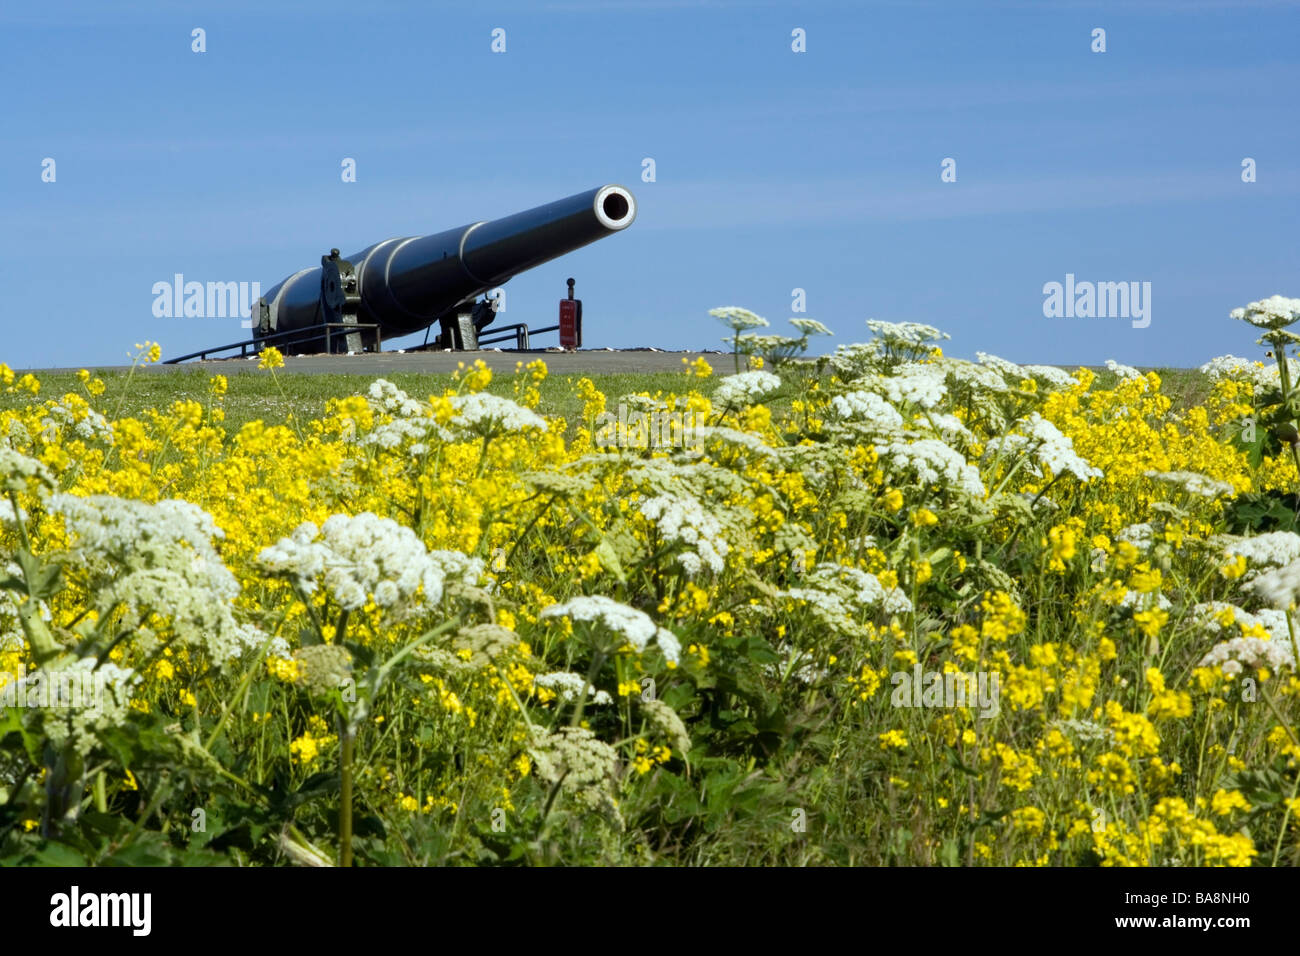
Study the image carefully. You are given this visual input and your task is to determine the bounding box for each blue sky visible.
[3,0,1298,369]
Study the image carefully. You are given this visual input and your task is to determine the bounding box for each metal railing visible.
[476,323,533,349]
[163,323,381,364]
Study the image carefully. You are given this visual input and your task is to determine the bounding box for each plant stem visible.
[339,723,354,868]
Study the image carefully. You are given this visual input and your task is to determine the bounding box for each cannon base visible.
[435,311,479,350]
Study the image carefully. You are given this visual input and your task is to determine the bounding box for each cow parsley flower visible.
[637,493,730,577]
[712,371,782,407]
[806,562,912,614]
[875,438,985,498]
[788,318,833,336]
[0,446,54,496]
[975,352,1026,380]
[639,697,692,755]
[866,320,949,349]
[259,513,483,614]
[877,363,948,410]
[540,595,681,664]
[8,657,140,755]
[1246,559,1300,609]
[1145,470,1234,498]
[528,726,622,825]
[943,358,1012,395]
[39,396,114,445]
[1199,636,1296,676]
[709,307,770,331]
[692,426,778,458]
[1020,365,1079,390]
[923,412,975,444]
[1117,523,1154,550]
[985,413,1101,482]
[828,391,903,432]
[534,671,613,705]
[1224,532,1300,569]
[1230,295,1300,330]
[447,393,545,436]
[1105,359,1142,379]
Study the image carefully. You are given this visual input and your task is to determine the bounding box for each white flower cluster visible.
[14,658,140,755]
[876,437,985,498]
[1198,636,1296,677]
[0,498,23,526]
[831,323,950,379]
[54,494,237,594]
[1245,559,1300,609]
[767,638,832,684]
[1190,602,1286,638]
[789,318,833,336]
[728,333,803,358]
[865,320,950,349]
[875,363,948,410]
[540,595,681,664]
[828,342,880,380]
[1230,295,1300,330]
[0,446,54,495]
[39,397,114,445]
[709,306,770,331]
[806,562,913,614]
[1120,589,1172,612]
[533,671,613,705]
[528,726,622,824]
[1198,354,1293,395]
[639,697,692,755]
[1117,523,1155,550]
[258,513,483,613]
[1224,531,1300,569]
[985,413,1101,482]
[1144,470,1234,498]
[712,370,782,407]
[367,379,425,417]
[1020,365,1079,390]
[53,494,281,667]
[362,379,446,452]
[828,390,903,432]
[942,358,1012,394]
[923,412,975,444]
[975,352,1026,380]
[1104,359,1142,379]
[638,493,730,576]
[448,392,546,436]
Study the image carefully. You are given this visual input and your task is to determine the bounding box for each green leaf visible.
[16,550,62,601]
[594,539,627,583]
[31,842,88,866]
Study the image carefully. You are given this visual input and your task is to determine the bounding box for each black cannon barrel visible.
[256,184,636,348]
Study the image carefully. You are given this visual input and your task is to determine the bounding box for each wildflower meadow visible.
[3,298,1300,867]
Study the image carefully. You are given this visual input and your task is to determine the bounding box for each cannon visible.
[249,184,636,354]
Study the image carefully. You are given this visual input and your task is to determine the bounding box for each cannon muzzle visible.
[254,184,636,352]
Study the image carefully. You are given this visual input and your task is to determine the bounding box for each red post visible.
[558,277,582,349]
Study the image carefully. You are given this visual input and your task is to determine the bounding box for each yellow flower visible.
[1210,788,1251,816]
[878,729,909,751]
[912,508,938,527]
[1133,608,1168,638]
[258,346,285,370]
